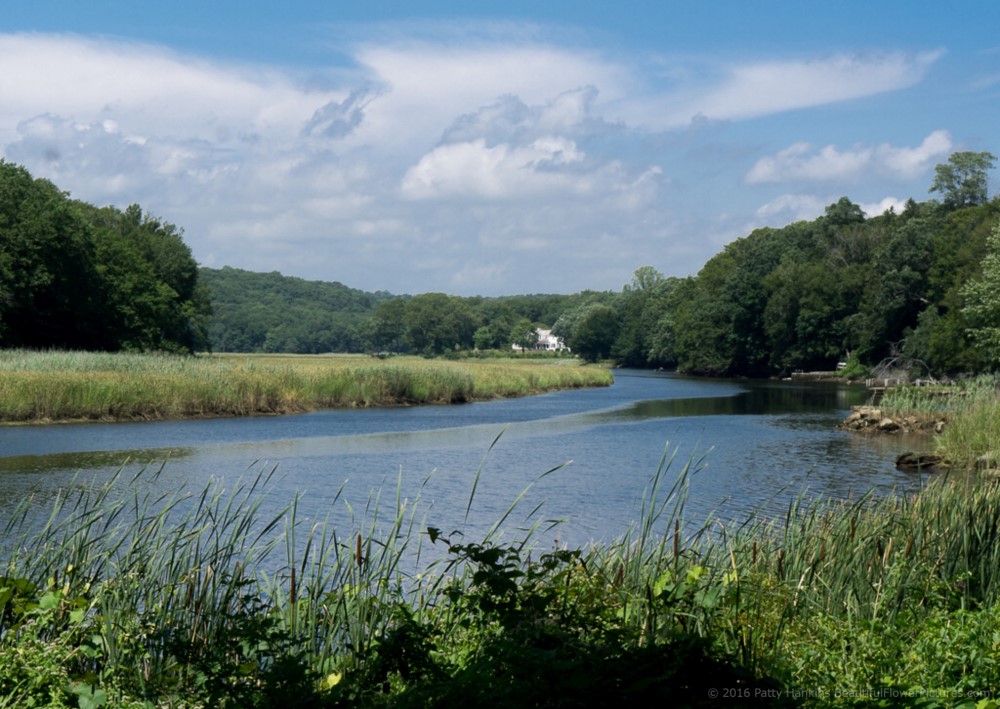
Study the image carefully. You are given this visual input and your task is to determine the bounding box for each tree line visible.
[554,151,1000,375]
[4,153,999,376]
[358,151,1000,375]
[0,160,209,352]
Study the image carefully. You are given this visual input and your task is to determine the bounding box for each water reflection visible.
[0,446,194,474]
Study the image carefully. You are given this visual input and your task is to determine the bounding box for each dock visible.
[865,378,935,393]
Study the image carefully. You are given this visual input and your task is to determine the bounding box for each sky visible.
[2,1,999,296]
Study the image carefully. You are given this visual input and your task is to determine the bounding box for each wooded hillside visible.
[0,160,209,353]
[4,152,999,377]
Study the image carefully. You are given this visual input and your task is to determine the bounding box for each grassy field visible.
[3,452,1000,707]
[0,350,613,424]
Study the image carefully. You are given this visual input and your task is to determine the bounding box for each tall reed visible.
[0,350,612,424]
[5,443,1000,705]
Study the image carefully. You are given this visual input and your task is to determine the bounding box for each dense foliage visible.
[608,152,1000,376]
[548,152,996,375]
[200,267,596,356]
[6,152,999,374]
[364,291,598,356]
[203,153,1000,375]
[661,200,999,376]
[0,161,209,353]
[200,267,390,353]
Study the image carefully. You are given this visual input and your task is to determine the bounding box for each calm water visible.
[0,370,928,549]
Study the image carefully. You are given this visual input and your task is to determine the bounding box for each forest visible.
[0,160,209,353]
[3,152,999,377]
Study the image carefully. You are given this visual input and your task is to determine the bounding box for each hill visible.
[199,266,394,353]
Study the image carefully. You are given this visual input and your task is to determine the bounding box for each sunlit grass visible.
[0,350,612,424]
[876,375,1000,468]
[935,393,1000,469]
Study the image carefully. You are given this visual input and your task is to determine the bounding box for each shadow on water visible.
[597,378,866,422]
[0,446,195,474]
[0,371,922,553]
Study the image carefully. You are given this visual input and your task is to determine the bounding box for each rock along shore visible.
[839,405,947,435]
[841,406,1000,474]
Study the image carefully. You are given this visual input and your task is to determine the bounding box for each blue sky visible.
[2,1,998,296]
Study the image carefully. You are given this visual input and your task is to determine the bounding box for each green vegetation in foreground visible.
[4,452,1000,707]
[877,374,1000,469]
[0,350,613,424]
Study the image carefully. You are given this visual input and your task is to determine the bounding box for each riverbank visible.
[841,375,1000,473]
[0,350,613,425]
[4,455,1000,707]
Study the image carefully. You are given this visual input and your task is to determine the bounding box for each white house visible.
[513,328,568,352]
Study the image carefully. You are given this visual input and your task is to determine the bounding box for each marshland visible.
[0,350,613,424]
[5,157,1000,706]
[5,360,1000,707]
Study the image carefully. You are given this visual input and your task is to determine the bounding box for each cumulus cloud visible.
[441,87,610,145]
[0,28,950,295]
[401,137,589,200]
[754,194,830,225]
[745,130,953,184]
[859,197,908,217]
[400,84,649,203]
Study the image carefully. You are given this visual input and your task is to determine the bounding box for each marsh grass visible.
[0,350,612,424]
[937,397,1000,468]
[5,441,1000,706]
[878,375,1000,468]
[878,375,998,417]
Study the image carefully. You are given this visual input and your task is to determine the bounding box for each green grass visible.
[0,350,613,424]
[936,395,1000,470]
[4,446,1000,707]
[877,375,1000,469]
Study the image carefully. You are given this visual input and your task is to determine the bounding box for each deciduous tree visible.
[930,151,996,209]
[961,220,1000,365]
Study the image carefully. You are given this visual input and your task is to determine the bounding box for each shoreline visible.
[0,351,614,426]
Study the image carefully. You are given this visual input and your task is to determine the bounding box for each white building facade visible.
[512,328,568,352]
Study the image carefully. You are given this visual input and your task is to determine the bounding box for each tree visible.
[0,161,210,352]
[823,197,866,227]
[612,267,672,367]
[624,265,664,292]
[961,220,1000,366]
[0,162,102,348]
[509,318,538,352]
[367,298,409,353]
[930,151,997,209]
[568,305,619,363]
[403,293,477,355]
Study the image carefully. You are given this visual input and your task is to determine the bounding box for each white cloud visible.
[350,43,630,148]
[746,130,953,184]
[687,51,942,125]
[880,130,953,177]
[617,51,943,130]
[401,137,590,200]
[860,197,907,217]
[442,87,610,144]
[0,28,953,295]
[754,194,829,225]
[0,34,337,146]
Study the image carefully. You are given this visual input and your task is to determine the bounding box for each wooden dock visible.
[865,378,935,392]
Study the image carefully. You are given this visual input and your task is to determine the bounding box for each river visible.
[0,370,928,550]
